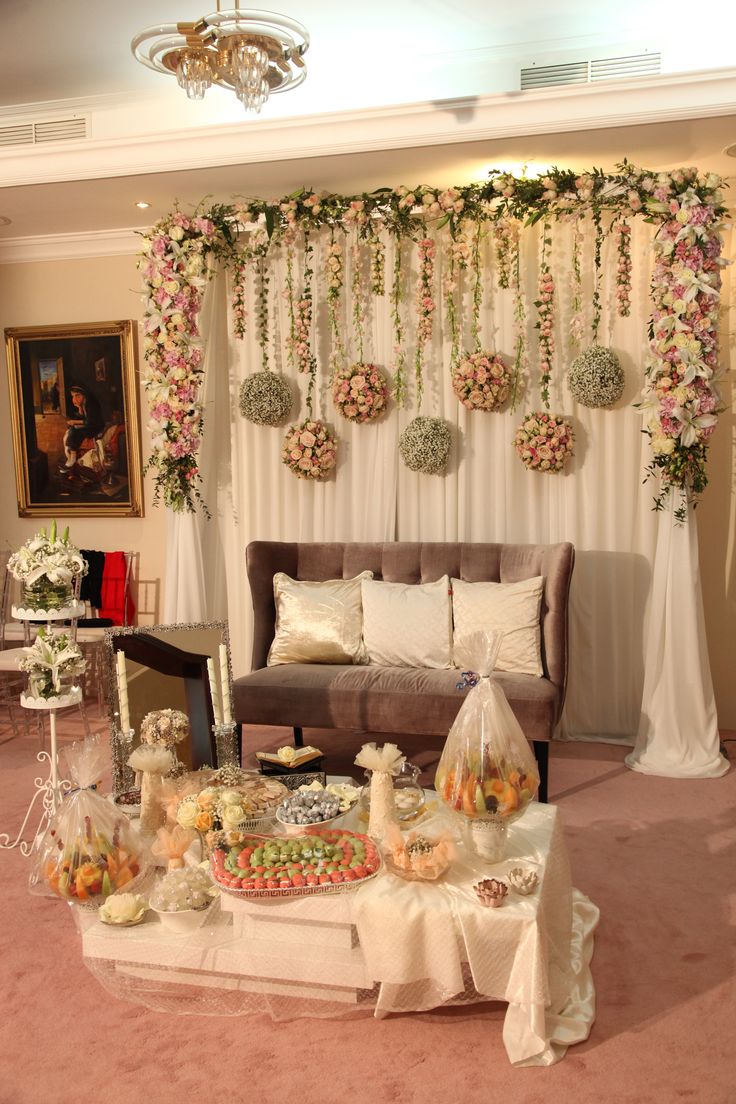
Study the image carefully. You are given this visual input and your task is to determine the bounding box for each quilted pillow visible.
[451,575,545,677]
[361,576,453,668]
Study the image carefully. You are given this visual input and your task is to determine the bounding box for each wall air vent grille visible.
[520,62,588,90]
[0,116,88,148]
[521,53,661,91]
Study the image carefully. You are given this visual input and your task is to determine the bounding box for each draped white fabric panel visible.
[165,214,720,759]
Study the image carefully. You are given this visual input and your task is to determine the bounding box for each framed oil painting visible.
[5,320,144,517]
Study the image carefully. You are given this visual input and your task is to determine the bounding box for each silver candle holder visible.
[213,722,239,768]
[112,723,137,798]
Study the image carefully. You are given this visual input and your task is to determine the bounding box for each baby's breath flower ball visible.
[399,416,452,474]
[282,418,338,480]
[568,345,624,408]
[238,371,292,426]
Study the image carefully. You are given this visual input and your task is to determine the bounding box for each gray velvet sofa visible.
[233,541,575,802]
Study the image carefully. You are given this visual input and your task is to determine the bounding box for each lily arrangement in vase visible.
[8,520,87,610]
[19,629,86,700]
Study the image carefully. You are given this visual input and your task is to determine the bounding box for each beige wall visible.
[1,249,734,727]
[0,254,166,625]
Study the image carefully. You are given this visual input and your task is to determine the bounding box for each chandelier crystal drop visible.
[132,5,309,114]
[176,48,213,100]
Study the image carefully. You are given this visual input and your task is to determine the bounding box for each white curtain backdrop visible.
[164,215,724,772]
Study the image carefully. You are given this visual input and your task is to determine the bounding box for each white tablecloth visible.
[80,803,597,1066]
[352,804,598,1065]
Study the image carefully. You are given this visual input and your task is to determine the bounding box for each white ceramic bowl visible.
[151,904,211,934]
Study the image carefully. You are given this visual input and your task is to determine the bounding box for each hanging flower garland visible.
[391,237,408,407]
[615,221,632,317]
[568,214,585,353]
[293,229,317,412]
[494,216,518,290]
[590,207,605,343]
[443,225,471,368]
[535,220,555,408]
[451,351,512,412]
[231,259,248,340]
[639,179,725,517]
[399,416,452,474]
[282,419,337,480]
[139,163,727,514]
[414,237,436,408]
[509,243,527,410]
[139,209,222,513]
[514,412,574,473]
[325,231,345,372]
[370,233,386,295]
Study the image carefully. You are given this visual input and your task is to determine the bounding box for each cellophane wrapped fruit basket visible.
[435,632,539,860]
[30,735,148,905]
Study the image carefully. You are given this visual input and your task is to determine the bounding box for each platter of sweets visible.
[210,828,382,898]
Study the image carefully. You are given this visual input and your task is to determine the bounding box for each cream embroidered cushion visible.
[361,575,453,669]
[451,576,545,677]
[267,572,373,666]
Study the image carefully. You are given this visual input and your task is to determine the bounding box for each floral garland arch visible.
[138,166,727,517]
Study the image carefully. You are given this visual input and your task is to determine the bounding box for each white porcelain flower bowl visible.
[151,903,212,934]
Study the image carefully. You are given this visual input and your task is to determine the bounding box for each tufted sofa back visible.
[247,541,574,703]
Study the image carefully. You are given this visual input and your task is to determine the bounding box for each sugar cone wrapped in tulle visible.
[354,742,405,843]
[435,631,539,823]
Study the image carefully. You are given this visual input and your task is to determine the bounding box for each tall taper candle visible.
[116,650,131,734]
[207,657,222,726]
[219,643,233,724]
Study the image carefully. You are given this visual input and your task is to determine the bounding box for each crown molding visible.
[0,227,144,264]
[1,67,735,190]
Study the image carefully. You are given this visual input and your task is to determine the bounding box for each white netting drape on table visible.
[163,216,725,771]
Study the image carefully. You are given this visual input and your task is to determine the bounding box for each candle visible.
[219,643,232,724]
[207,657,222,726]
[116,650,131,734]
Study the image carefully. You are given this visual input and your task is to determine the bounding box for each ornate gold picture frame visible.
[5,320,144,517]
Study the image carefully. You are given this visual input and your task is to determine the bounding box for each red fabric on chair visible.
[99,552,134,626]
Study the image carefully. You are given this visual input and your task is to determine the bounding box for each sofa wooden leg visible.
[533,741,549,804]
[293,726,304,748]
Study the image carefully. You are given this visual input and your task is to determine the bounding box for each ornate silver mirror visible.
[104,620,234,796]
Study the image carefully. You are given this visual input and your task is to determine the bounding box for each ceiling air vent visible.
[0,115,87,148]
[590,53,661,81]
[521,62,588,91]
[521,52,660,91]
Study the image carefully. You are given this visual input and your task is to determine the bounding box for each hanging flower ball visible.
[332,362,390,424]
[514,412,574,474]
[282,419,338,480]
[568,345,625,408]
[238,371,292,426]
[399,416,452,474]
[451,350,512,412]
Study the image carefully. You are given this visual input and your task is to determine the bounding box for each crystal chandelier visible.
[132,5,309,114]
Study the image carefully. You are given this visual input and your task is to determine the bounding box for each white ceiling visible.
[1,2,735,243]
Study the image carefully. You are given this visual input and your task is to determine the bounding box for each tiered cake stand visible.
[0,600,85,855]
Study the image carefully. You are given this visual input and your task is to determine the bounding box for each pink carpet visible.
[0,713,734,1104]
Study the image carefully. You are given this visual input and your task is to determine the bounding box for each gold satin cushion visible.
[267,572,373,666]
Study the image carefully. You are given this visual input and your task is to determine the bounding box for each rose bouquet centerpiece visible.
[18,628,86,701]
[281,418,338,480]
[450,350,512,412]
[8,520,87,610]
[175,773,289,852]
[513,412,574,473]
[331,363,389,424]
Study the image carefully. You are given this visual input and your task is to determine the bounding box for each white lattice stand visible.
[0,688,79,855]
